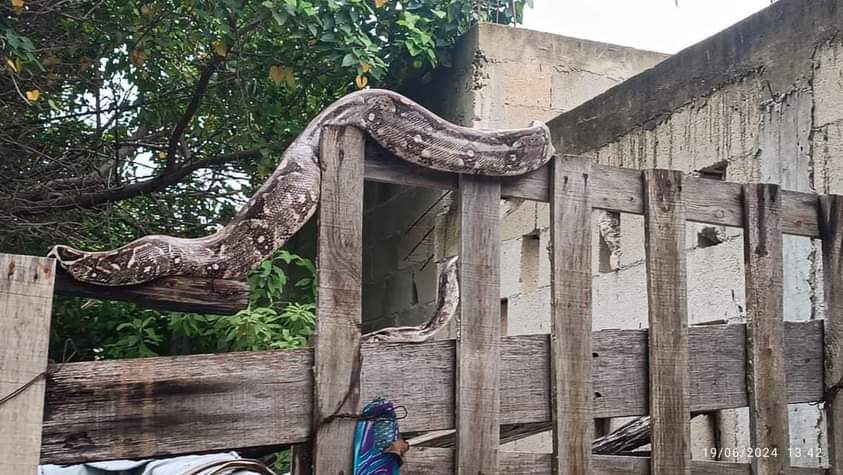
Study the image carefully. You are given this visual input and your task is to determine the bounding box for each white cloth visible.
[39,452,253,475]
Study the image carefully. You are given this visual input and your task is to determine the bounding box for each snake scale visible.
[49,89,554,332]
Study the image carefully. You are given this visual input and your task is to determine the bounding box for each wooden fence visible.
[1,125,842,474]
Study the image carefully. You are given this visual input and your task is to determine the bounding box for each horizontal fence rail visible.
[40,320,823,465]
[54,269,249,314]
[24,146,841,474]
[53,149,823,316]
[366,145,820,236]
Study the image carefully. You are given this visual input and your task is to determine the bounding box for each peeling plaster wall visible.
[362,24,666,334]
[540,0,843,465]
[559,42,836,469]
[367,2,843,460]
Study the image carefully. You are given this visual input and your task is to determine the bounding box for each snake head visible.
[48,244,112,284]
[48,241,168,286]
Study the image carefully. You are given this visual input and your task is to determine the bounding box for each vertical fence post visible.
[642,169,691,475]
[549,155,593,474]
[0,254,55,475]
[820,194,843,475]
[456,174,501,474]
[312,125,365,474]
[743,183,790,473]
[291,433,314,474]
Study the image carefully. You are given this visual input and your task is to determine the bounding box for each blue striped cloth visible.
[352,398,402,475]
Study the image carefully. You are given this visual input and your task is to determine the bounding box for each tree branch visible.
[9,149,263,216]
[164,55,224,171]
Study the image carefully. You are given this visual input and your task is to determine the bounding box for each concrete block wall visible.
[362,23,667,334]
[545,0,843,465]
[366,1,843,459]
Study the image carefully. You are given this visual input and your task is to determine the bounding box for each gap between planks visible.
[40,321,824,465]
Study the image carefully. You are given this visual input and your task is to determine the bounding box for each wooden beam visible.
[54,268,248,314]
[49,153,821,314]
[402,448,827,475]
[42,349,313,464]
[40,321,824,465]
[312,125,365,474]
[643,169,690,474]
[820,194,843,475]
[0,254,56,475]
[549,155,593,473]
[456,174,501,473]
[364,149,820,237]
[742,183,790,473]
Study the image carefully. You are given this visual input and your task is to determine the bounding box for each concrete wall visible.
[362,24,667,333]
[543,0,843,465]
[366,1,841,461]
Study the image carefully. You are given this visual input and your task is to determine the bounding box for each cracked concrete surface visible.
[366,5,842,462]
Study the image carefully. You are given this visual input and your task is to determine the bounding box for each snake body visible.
[49,89,554,286]
[362,256,459,343]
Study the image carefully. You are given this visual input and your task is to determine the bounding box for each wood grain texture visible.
[0,254,56,475]
[820,194,843,475]
[456,174,501,474]
[742,183,790,473]
[643,169,690,475]
[312,125,365,474]
[40,322,824,465]
[51,155,822,315]
[42,349,313,464]
[364,152,820,237]
[54,268,248,314]
[402,448,826,475]
[549,155,593,473]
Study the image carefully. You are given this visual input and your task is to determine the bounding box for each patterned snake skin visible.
[49,90,553,334]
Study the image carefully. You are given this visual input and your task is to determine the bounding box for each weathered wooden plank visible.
[643,169,690,474]
[820,194,843,475]
[40,321,824,465]
[549,155,593,473]
[456,174,501,473]
[743,183,790,473]
[312,125,366,474]
[402,448,827,475]
[47,157,823,316]
[364,151,821,237]
[42,349,313,464]
[54,268,249,314]
[0,254,56,475]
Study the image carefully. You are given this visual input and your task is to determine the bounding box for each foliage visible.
[167,249,318,354]
[4,0,528,361]
[50,249,317,360]
[1,0,528,251]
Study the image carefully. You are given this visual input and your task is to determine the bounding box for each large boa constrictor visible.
[49,89,553,334]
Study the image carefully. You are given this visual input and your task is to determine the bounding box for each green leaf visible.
[33,0,531,361]
[341,53,356,67]
[271,9,289,26]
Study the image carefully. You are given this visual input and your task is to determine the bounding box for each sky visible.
[523,0,773,54]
